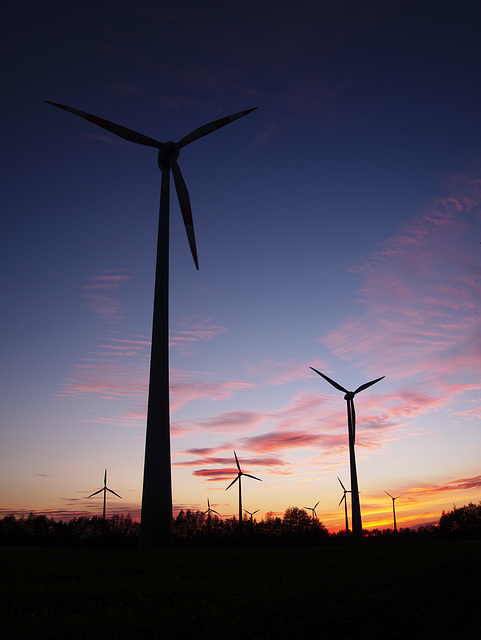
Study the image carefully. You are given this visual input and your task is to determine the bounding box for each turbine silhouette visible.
[87,469,121,524]
[311,367,384,539]
[303,501,320,530]
[202,498,220,535]
[225,451,262,536]
[384,491,401,532]
[244,508,259,523]
[46,101,256,547]
[338,477,351,536]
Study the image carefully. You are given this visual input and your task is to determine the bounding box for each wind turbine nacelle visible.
[344,391,355,401]
[158,142,179,170]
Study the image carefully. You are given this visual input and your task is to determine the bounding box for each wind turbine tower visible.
[384,491,401,532]
[311,368,384,539]
[338,477,351,536]
[225,451,262,537]
[46,101,256,547]
[87,469,121,524]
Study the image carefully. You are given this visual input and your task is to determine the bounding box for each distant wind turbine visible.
[304,501,320,531]
[338,477,351,536]
[202,498,220,535]
[244,508,259,523]
[225,451,262,536]
[87,469,121,523]
[311,367,384,539]
[384,491,401,532]
[45,100,256,548]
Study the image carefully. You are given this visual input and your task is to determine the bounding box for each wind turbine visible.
[311,367,384,539]
[87,469,121,524]
[225,451,262,537]
[244,508,259,523]
[338,477,351,536]
[303,501,319,530]
[202,498,219,535]
[384,491,401,532]
[45,101,256,548]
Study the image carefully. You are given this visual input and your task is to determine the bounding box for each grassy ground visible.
[1,539,479,639]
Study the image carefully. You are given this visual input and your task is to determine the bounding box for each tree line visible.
[1,502,480,547]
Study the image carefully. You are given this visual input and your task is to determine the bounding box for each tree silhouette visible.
[439,502,481,533]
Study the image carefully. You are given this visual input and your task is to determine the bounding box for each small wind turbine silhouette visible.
[244,508,259,523]
[202,498,219,535]
[46,100,256,547]
[338,477,351,536]
[87,469,121,523]
[304,501,320,531]
[384,491,401,532]
[225,451,262,536]
[311,367,384,539]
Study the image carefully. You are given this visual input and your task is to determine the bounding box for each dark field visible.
[1,540,479,639]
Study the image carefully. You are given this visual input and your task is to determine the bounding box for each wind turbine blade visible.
[243,473,262,482]
[338,477,347,492]
[339,494,346,506]
[87,488,103,498]
[353,376,385,395]
[44,101,162,148]
[225,476,240,491]
[107,488,122,499]
[103,469,107,486]
[170,158,199,269]
[234,451,241,473]
[212,509,220,515]
[384,490,394,499]
[314,501,319,509]
[177,107,257,148]
[253,510,259,515]
[310,368,348,394]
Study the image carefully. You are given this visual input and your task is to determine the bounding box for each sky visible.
[2,0,481,532]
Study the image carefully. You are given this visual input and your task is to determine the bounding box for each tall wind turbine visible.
[45,101,256,547]
[384,491,401,532]
[311,367,384,539]
[338,477,351,536]
[225,451,262,537]
[87,469,121,523]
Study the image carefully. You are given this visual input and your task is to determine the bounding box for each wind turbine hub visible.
[344,391,355,401]
[157,141,179,170]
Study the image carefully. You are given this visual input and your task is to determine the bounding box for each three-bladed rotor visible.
[225,450,262,490]
[45,101,256,270]
[203,498,219,516]
[310,367,384,442]
[338,476,351,506]
[303,500,320,518]
[87,469,122,500]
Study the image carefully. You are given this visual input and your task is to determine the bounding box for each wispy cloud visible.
[82,272,132,321]
[170,317,227,354]
[319,177,481,399]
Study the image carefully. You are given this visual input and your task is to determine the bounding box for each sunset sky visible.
[2,0,481,532]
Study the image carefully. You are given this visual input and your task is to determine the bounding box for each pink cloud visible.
[82,272,132,320]
[408,475,481,497]
[319,178,481,404]
[170,370,255,413]
[169,317,227,354]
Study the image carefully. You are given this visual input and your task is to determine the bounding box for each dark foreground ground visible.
[1,539,479,639]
